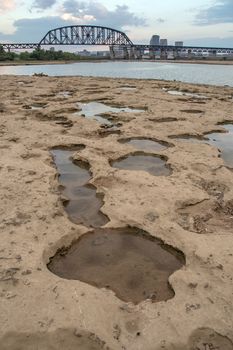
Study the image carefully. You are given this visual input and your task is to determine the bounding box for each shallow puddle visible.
[51,148,108,227]
[48,227,185,304]
[205,124,233,168]
[165,89,208,99]
[169,124,233,168]
[119,138,169,152]
[120,86,137,91]
[111,152,171,176]
[75,102,143,125]
[169,134,207,143]
[57,91,72,98]
[23,103,47,110]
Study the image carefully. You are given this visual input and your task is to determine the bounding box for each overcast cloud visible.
[61,1,146,28]
[0,17,72,42]
[0,0,16,13]
[32,0,57,9]
[0,1,146,42]
[195,0,233,25]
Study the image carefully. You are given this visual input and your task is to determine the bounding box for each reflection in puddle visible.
[51,148,108,227]
[119,138,169,152]
[205,124,233,168]
[111,152,171,176]
[48,227,185,304]
[75,102,143,125]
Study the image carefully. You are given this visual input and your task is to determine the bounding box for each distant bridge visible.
[1,25,133,50]
[1,24,233,58]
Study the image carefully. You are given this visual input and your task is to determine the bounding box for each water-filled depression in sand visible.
[205,124,233,168]
[170,123,233,168]
[119,137,169,152]
[75,101,144,125]
[111,152,171,176]
[47,227,185,304]
[51,148,108,227]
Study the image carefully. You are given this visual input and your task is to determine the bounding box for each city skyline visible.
[0,0,233,47]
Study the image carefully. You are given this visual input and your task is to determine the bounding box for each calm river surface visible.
[1,61,233,86]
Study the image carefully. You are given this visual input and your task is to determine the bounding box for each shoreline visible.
[150,58,233,65]
[0,58,233,67]
[0,59,109,66]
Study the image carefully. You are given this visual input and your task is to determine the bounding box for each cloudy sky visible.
[0,0,233,47]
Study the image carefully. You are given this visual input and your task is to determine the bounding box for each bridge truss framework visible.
[1,25,233,58]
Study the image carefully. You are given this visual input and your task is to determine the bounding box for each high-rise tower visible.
[150,35,160,45]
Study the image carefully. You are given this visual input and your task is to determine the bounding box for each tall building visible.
[160,39,168,46]
[150,35,160,46]
[175,41,183,47]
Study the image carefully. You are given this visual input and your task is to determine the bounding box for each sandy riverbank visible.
[0,75,233,350]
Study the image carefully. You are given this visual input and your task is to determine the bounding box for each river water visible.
[1,61,233,86]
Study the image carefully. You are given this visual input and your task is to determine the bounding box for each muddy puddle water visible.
[56,91,72,98]
[111,152,171,176]
[48,227,185,304]
[119,86,137,91]
[51,148,108,227]
[75,102,143,125]
[119,138,169,152]
[205,124,233,168]
[23,103,47,110]
[170,124,233,168]
[164,89,208,99]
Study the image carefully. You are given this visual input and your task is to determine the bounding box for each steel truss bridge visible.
[1,25,233,58]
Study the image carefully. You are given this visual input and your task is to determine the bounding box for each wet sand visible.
[0,75,233,349]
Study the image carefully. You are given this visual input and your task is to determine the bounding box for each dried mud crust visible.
[0,75,233,350]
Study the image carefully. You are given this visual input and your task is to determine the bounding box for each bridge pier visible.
[188,49,193,59]
[109,45,131,59]
[133,47,143,59]
[149,48,155,59]
[122,46,129,59]
[173,49,180,59]
[109,46,115,59]
[211,49,217,57]
[128,47,135,60]
[160,49,167,60]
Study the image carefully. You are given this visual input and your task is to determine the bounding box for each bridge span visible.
[1,25,233,59]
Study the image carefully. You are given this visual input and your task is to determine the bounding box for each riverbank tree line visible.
[0,46,107,61]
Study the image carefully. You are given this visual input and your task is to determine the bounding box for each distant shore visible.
[0,59,109,66]
[0,58,233,67]
[156,59,233,66]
